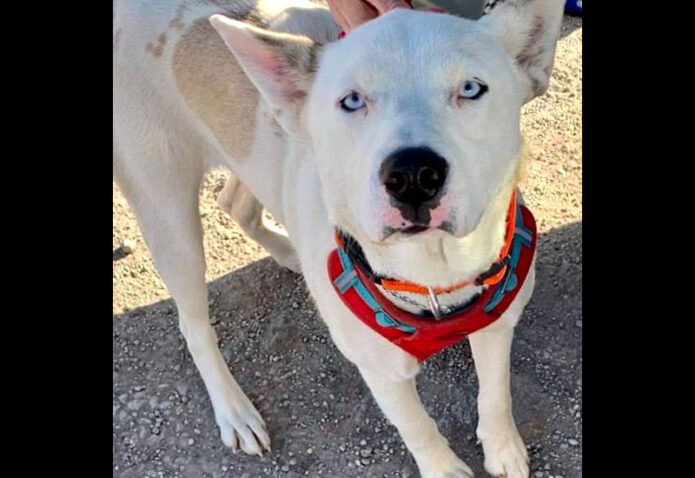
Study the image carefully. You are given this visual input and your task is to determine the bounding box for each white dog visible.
[113,0,563,476]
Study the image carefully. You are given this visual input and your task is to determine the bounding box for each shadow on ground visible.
[113,221,581,478]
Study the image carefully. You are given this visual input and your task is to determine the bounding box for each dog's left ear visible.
[479,0,564,103]
[210,14,318,132]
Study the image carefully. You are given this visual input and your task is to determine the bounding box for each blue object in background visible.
[565,0,582,16]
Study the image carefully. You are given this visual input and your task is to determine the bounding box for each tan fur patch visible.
[146,33,168,58]
[172,18,260,159]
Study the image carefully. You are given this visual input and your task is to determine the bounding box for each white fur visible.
[114,0,562,475]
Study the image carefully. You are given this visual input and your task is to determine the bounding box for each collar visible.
[327,192,537,361]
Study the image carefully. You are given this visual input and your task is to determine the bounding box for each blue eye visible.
[458,79,488,100]
[339,92,366,112]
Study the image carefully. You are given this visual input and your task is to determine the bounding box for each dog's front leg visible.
[359,368,473,478]
[469,322,529,478]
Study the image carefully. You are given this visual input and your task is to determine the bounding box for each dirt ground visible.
[113,14,582,478]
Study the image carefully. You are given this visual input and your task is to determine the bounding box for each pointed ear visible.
[209,14,319,127]
[479,0,564,103]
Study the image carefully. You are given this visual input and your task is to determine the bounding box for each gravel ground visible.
[113,15,582,478]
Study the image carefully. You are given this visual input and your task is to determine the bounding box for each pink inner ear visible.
[252,46,287,80]
[227,29,302,100]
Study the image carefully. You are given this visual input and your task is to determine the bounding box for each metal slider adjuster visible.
[427,287,442,320]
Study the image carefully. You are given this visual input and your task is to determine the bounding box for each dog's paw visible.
[478,425,529,478]
[213,390,271,456]
[422,463,474,478]
[442,468,474,478]
[417,449,474,478]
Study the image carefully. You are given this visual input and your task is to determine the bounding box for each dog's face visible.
[306,10,526,243]
[211,0,562,279]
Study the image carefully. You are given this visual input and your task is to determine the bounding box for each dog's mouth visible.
[382,221,456,240]
[401,225,429,235]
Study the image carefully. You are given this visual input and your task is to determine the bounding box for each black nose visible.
[379,147,449,209]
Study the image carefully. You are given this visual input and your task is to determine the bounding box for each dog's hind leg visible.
[217,174,300,273]
[359,368,474,478]
[114,140,270,456]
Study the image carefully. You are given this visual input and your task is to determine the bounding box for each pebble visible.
[121,239,136,254]
[401,467,415,478]
[568,438,579,446]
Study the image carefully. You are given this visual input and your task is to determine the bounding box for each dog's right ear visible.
[209,14,318,131]
[478,0,564,103]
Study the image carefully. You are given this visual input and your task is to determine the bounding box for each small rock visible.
[401,467,415,478]
[121,239,136,254]
[568,438,579,446]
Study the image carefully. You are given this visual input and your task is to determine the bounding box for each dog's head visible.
[211,0,562,284]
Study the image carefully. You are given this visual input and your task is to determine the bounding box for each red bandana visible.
[327,204,537,362]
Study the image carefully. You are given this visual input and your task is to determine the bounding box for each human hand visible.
[326,0,413,33]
